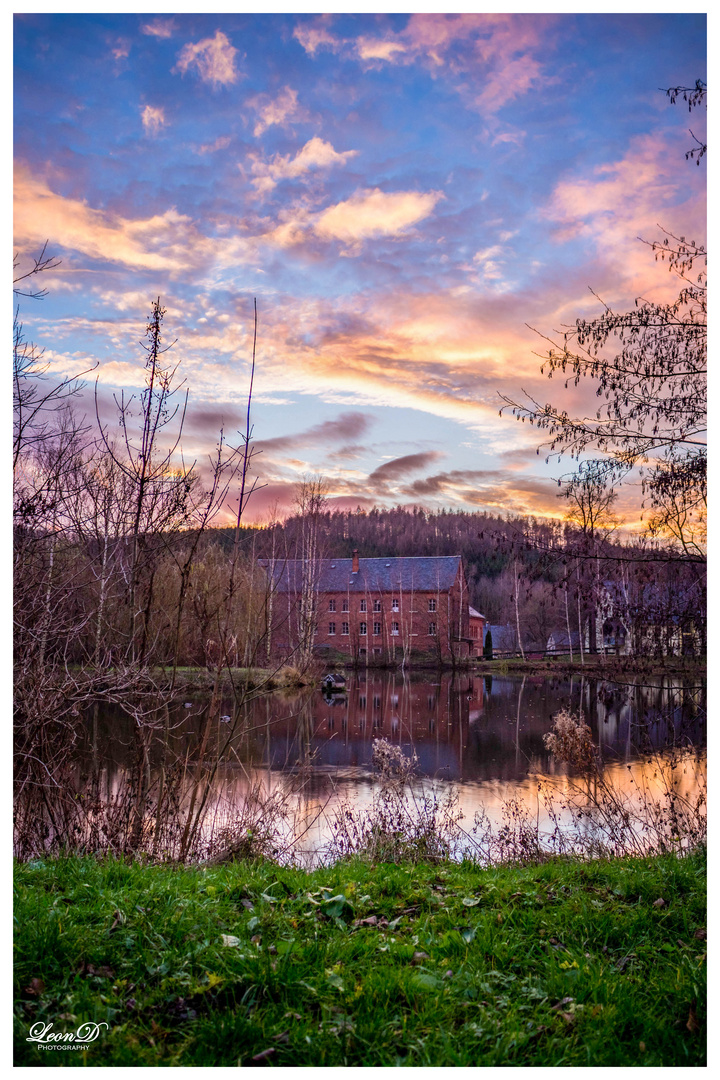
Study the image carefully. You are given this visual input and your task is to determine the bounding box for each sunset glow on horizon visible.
[14,13,706,526]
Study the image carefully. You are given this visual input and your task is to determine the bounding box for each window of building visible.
[360,599,367,612]
[373,647,382,656]
[427,694,435,709]
[373,695,381,709]
[391,599,399,612]
[342,621,349,635]
[373,600,381,612]
[342,599,349,612]
[428,622,436,636]
[358,648,366,657]
[328,622,336,635]
[359,695,367,709]
[373,621,381,636]
[329,599,336,612]
[359,621,367,635]
[391,621,399,635]
[428,598,437,612]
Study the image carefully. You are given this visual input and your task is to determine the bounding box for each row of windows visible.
[327,622,436,636]
[328,598,437,613]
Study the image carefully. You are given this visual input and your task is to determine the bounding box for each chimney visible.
[352,549,359,573]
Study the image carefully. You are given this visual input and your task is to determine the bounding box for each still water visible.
[78,670,706,862]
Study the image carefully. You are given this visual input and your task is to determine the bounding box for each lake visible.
[48,669,705,865]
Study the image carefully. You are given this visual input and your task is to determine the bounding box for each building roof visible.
[468,606,486,620]
[260,555,463,594]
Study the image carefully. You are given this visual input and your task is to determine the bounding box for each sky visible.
[13,12,707,527]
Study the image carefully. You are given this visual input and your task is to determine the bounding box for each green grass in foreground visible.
[14,850,706,1067]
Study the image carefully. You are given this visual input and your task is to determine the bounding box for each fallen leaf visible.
[462,897,481,907]
[551,997,575,1011]
[687,1006,700,1034]
[251,934,262,945]
[653,898,666,909]
[275,1031,290,1044]
[221,934,240,948]
[411,951,430,964]
[109,909,125,933]
[241,899,254,911]
[693,929,706,940]
[24,978,45,996]
[250,1047,276,1064]
[86,964,115,979]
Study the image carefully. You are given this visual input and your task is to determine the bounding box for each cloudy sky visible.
[14,12,706,525]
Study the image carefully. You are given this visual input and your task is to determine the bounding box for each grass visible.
[14,849,706,1067]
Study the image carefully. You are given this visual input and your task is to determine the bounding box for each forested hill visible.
[210,505,617,628]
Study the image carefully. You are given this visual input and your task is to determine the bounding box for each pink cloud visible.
[295,14,553,123]
[141,105,166,136]
[141,19,175,39]
[249,137,357,194]
[542,133,707,302]
[249,86,310,137]
[196,134,232,155]
[293,20,342,56]
[175,30,239,87]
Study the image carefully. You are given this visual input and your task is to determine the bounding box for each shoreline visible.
[152,656,706,692]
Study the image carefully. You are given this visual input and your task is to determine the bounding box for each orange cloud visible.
[175,30,238,87]
[314,188,443,245]
[13,164,253,276]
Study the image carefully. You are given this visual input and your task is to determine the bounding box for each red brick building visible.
[261,552,473,664]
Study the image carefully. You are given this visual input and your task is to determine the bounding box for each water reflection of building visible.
[261,673,482,779]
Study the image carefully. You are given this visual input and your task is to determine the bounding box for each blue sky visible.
[14,12,706,524]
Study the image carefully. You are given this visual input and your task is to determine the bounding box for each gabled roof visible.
[468,605,486,620]
[260,555,462,594]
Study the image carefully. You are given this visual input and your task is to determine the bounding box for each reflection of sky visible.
[14,14,706,523]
